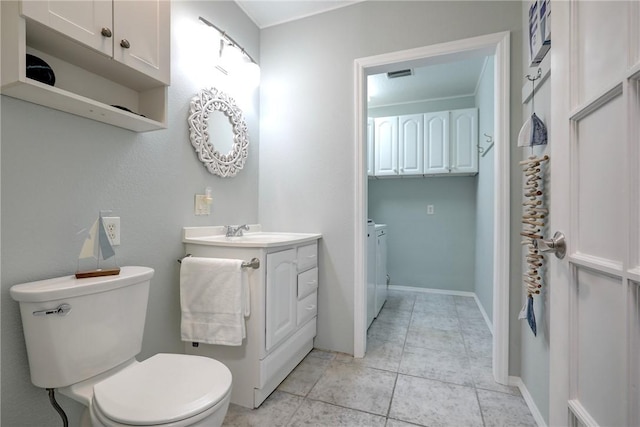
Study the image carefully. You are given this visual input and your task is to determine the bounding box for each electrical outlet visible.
[427,205,435,215]
[102,217,120,246]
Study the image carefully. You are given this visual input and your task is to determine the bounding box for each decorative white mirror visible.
[188,88,249,177]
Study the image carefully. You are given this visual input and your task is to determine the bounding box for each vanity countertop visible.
[183,225,321,248]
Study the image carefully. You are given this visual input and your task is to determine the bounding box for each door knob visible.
[101,27,112,38]
[120,39,131,49]
[535,231,566,259]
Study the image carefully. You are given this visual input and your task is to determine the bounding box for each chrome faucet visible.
[226,224,250,237]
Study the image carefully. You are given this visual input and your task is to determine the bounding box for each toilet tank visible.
[10,266,154,389]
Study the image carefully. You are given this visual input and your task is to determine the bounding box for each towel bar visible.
[177,254,260,269]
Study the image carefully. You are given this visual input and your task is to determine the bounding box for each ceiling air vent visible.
[387,69,413,79]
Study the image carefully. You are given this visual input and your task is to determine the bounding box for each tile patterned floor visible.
[223,290,537,426]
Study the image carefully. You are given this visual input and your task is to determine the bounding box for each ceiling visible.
[236,0,361,29]
[368,57,489,108]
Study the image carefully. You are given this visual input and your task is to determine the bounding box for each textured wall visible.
[474,57,495,320]
[1,2,259,425]
[369,177,477,292]
[258,1,523,354]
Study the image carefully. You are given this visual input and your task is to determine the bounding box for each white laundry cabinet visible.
[183,236,320,408]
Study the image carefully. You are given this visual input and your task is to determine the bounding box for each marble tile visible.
[288,399,386,426]
[308,361,396,416]
[335,337,403,372]
[469,356,521,396]
[477,389,537,427]
[459,317,493,337]
[385,419,424,427]
[405,326,466,353]
[399,345,473,386]
[453,295,477,307]
[307,349,336,360]
[375,308,412,327]
[389,375,483,427]
[410,313,460,332]
[413,298,457,316]
[415,293,456,305]
[383,293,416,312]
[463,332,493,358]
[277,355,332,396]
[368,319,408,345]
[456,304,485,321]
[222,391,303,427]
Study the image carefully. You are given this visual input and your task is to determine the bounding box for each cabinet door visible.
[113,0,170,84]
[374,117,398,176]
[450,108,478,174]
[398,114,424,175]
[423,111,450,174]
[21,0,113,56]
[367,118,374,177]
[265,249,297,352]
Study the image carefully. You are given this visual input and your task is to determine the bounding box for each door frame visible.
[353,31,511,384]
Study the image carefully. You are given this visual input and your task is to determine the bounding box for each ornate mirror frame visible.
[188,88,249,177]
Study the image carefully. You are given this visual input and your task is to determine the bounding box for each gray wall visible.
[369,177,477,292]
[258,1,523,356]
[474,57,495,320]
[0,2,260,425]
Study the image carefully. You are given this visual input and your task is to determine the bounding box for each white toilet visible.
[10,266,232,427]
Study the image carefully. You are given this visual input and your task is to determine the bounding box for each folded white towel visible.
[180,257,250,346]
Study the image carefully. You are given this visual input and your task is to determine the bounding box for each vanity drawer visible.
[297,292,317,326]
[297,243,317,272]
[297,267,318,300]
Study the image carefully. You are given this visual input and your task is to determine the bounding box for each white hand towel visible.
[180,257,250,346]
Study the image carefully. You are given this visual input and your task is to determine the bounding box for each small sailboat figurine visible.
[75,214,120,279]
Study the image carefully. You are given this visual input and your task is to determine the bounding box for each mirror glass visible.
[208,112,235,156]
[187,88,249,177]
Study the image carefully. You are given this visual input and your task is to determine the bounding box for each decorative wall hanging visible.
[518,68,550,336]
[188,88,249,178]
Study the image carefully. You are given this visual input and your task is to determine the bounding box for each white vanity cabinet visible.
[182,229,321,409]
[1,0,170,131]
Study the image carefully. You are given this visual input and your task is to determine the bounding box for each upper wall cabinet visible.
[1,0,170,132]
[374,116,398,176]
[448,108,478,174]
[370,108,478,178]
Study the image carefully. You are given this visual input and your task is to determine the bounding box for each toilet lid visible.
[93,354,232,425]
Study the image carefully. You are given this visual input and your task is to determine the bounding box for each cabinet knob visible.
[120,39,131,49]
[101,27,112,38]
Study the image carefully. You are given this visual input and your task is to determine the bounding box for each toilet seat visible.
[92,354,232,426]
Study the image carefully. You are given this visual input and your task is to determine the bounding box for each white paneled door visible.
[550,1,640,426]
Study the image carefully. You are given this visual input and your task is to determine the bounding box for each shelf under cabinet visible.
[2,77,166,132]
[1,2,168,132]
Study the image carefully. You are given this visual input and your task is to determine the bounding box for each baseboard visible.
[473,294,494,335]
[389,284,475,297]
[389,285,493,334]
[509,376,547,427]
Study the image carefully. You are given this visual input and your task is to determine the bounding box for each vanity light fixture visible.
[198,16,258,72]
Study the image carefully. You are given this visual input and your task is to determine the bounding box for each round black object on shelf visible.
[26,54,55,86]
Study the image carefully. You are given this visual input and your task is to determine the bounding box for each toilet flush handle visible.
[33,303,71,317]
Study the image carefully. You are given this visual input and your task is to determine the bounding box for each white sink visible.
[183,226,321,248]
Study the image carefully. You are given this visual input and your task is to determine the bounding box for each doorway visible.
[354,31,511,384]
